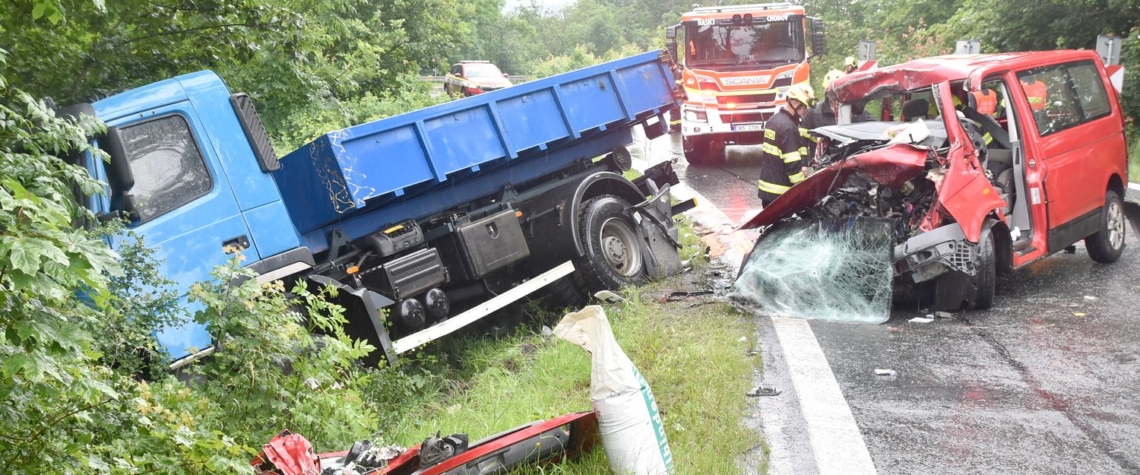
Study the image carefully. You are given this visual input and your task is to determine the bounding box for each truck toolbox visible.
[274,51,678,235]
[457,209,531,279]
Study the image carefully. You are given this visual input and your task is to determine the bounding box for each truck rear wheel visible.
[1086,190,1126,264]
[576,195,647,293]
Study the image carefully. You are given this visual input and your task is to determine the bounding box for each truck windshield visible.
[464,63,504,78]
[686,21,804,68]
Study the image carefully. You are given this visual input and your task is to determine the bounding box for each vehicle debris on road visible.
[251,412,600,475]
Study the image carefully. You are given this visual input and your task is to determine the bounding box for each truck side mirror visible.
[810,18,827,58]
[665,24,681,65]
[100,126,141,223]
[103,126,134,193]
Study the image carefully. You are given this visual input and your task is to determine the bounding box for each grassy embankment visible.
[1130,138,1140,184]
[382,219,765,474]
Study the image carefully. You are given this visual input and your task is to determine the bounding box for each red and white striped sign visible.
[1105,64,1124,94]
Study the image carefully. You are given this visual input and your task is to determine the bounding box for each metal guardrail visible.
[420,75,531,84]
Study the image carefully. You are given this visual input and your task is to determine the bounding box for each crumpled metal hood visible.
[738,143,931,230]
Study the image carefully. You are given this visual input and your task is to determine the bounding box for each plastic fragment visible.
[933,311,953,319]
[909,317,934,323]
[746,386,782,397]
[1072,312,1087,318]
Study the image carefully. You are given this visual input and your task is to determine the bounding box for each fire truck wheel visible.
[683,136,723,166]
[971,227,996,310]
[1086,189,1126,264]
[576,195,647,293]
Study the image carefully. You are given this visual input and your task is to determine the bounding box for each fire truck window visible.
[687,21,804,67]
[118,115,212,223]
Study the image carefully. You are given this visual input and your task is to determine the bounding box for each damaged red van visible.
[741,50,1140,310]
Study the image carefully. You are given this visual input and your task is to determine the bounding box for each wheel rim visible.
[1107,199,1125,250]
[599,217,643,277]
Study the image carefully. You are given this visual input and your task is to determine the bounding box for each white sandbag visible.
[554,306,673,475]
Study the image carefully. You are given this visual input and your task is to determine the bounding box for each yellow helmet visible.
[844,56,858,69]
[823,69,844,89]
[786,83,816,107]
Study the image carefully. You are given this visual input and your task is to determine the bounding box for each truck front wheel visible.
[576,195,647,292]
[972,228,997,310]
[684,136,724,166]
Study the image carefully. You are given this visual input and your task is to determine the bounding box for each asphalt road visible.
[632,130,1140,474]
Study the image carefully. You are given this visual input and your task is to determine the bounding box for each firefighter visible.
[800,70,844,157]
[1021,78,1047,110]
[758,84,815,206]
[843,56,858,74]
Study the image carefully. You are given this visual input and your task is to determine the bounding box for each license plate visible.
[733,124,764,132]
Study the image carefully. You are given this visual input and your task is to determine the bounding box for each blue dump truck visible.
[75,51,689,367]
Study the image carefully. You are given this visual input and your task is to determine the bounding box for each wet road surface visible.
[633,130,1140,474]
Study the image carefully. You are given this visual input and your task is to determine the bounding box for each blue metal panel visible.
[560,73,626,133]
[243,200,301,259]
[276,50,677,235]
[422,105,509,175]
[496,89,569,150]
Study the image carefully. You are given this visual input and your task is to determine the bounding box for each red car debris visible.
[253,412,599,475]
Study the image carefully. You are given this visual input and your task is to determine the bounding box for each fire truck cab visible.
[667,3,825,165]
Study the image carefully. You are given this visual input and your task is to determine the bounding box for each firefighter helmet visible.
[844,56,858,71]
[823,69,844,89]
[786,83,816,108]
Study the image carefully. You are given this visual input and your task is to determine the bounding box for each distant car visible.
[742,50,1139,310]
[444,61,513,97]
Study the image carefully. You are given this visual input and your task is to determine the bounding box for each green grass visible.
[1129,136,1140,183]
[385,278,761,474]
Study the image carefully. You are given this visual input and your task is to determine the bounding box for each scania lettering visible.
[665,3,826,165]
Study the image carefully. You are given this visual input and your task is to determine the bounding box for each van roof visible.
[829,50,1103,102]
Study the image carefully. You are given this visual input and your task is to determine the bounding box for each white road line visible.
[771,317,878,475]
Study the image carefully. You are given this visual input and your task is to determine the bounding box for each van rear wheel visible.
[1086,190,1126,264]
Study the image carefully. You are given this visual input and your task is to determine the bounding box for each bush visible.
[0,48,434,473]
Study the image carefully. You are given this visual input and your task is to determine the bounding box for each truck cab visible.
[87,71,303,367]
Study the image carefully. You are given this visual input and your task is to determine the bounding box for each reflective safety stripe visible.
[798,146,808,156]
[799,127,817,142]
[758,180,791,195]
[983,132,993,145]
[782,151,802,163]
[762,143,783,156]
[788,171,806,184]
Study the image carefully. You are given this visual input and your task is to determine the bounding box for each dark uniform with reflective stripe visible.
[758,108,807,205]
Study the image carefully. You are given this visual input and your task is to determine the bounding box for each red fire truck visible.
[666,3,826,165]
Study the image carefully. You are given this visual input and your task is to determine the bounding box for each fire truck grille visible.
[718,93,777,105]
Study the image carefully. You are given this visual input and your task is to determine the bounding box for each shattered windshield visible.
[686,21,804,68]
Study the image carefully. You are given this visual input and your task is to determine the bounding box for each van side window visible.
[1017,60,1111,137]
[119,115,212,222]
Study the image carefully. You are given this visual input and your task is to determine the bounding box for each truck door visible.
[104,103,256,363]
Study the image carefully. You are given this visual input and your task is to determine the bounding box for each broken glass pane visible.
[731,217,895,323]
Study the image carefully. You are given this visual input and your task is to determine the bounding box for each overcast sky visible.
[502,0,576,13]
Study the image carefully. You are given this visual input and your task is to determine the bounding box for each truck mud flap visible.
[307,275,398,366]
[633,183,683,279]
